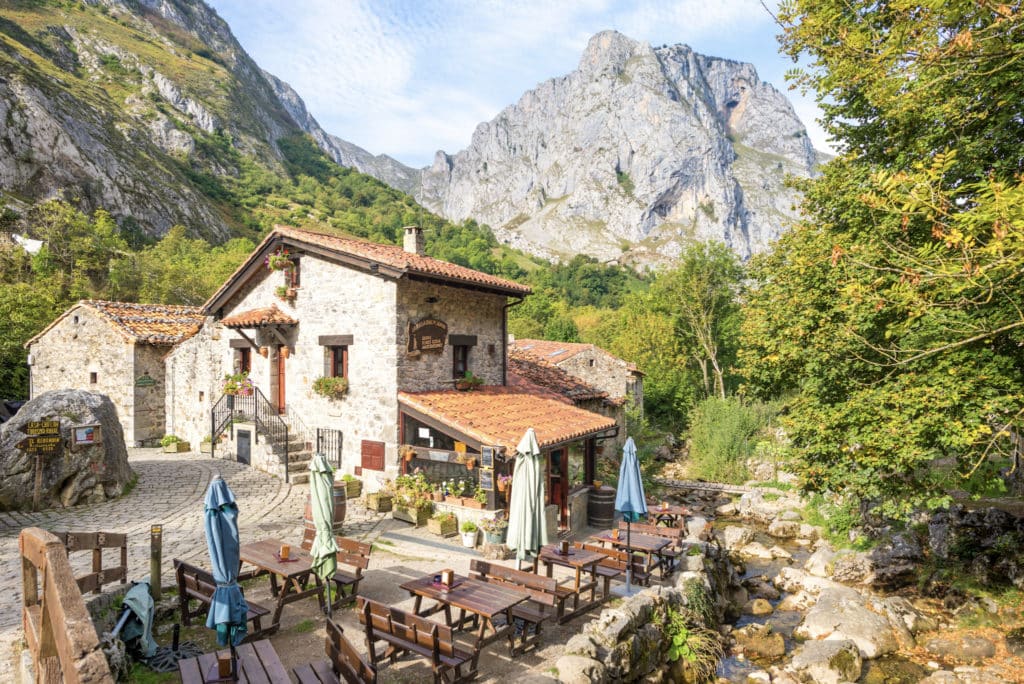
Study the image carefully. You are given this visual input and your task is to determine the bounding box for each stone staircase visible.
[271,433,313,484]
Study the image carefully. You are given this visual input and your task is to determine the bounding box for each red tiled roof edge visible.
[25,300,204,347]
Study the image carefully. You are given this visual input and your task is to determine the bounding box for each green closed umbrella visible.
[506,428,548,569]
[309,453,339,616]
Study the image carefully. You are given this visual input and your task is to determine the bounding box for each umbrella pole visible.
[625,519,633,594]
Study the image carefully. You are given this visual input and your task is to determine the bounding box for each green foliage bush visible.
[685,396,779,484]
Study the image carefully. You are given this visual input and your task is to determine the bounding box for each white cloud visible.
[208,0,827,166]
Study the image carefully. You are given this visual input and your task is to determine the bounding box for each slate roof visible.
[204,225,531,313]
[508,347,608,403]
[219,304,298,328]
[26,300,204,347]
[398,386,617,450]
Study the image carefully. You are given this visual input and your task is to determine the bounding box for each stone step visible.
[289,472,310,485]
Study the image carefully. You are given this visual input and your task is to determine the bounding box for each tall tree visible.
[650,241,743,400]
[741,1,1024,518]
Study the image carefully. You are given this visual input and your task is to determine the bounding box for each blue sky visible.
[206,0,828,168]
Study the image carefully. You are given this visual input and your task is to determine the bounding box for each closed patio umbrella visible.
[309,452,339,616]
[204,476,249,648]
[506,428,548,570]
[614,437,647,596]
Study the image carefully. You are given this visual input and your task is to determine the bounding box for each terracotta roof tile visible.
[398,386,617,450]
[511,339,596,364]
[203,225,530,312]
[220,304,297,328]
[508,348,608,403]
[26,300,204,347]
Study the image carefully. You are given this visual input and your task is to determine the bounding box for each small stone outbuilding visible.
[25,301,204,445]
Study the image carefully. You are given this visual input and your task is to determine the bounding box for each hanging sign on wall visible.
[408,318,448,353]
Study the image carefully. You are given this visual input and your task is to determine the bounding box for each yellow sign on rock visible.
[25,421,60,436]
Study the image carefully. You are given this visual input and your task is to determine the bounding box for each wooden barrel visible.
[304,483,347,536]
[587,486,615,528]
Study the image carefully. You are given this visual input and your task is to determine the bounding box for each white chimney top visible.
[403,225,424,255]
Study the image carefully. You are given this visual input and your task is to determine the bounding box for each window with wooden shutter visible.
[361,440,385,471]
[324,346,348,379]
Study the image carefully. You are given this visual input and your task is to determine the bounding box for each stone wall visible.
[396,279,507,390]
[131,345,166,445]
[165,317,223,446]
[557,348,642,411]
[29,307,137,442]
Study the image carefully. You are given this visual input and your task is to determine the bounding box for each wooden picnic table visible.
[400,572,528,656]
[238,537,325,629]
[591,529,671,573]
[537,544,605,622]
[647,502,689,528]
[178,639,287,684]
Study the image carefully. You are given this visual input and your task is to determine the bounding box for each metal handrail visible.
[210,387,290,482]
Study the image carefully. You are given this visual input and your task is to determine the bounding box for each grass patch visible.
[122,473,139,497]
[127,662,178,683]
[294,618,317,633]
[752,480,793,491]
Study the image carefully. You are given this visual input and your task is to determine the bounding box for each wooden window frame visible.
[452,345,469,379]
[237,347,251,374]
[326,345,348,379]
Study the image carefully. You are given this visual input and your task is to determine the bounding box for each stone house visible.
[510,339,644,415]
[165,225,618,527]
[24,301,204,445]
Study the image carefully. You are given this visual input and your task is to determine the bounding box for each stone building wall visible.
[396,280,507,391]
[557,348,638,404]
[165,317,223,446]
[28,307,136,441]
[131,345,167,444]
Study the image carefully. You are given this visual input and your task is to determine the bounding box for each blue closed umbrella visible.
[204,476,248,647]
[614,437,647,596]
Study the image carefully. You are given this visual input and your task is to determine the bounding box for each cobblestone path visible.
[0,448,387,681]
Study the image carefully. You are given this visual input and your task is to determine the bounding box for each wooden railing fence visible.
[20,527,114,683]
[55,531,128,595]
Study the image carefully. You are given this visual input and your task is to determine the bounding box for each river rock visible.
[738,541,775,560]
[1007,627,1024,658]
[556,655,608,684]
[769,545,793,561]
[876,596,937,640]
[716,501,738,516]
[804,545,836,577]
[0,390,132,510]
[732,623,785,658]
[737,490,793,523]
[871,533,924,588]
[795,587,898,658]
[831,550,875,585]
[787,639,862,684]
[722,525,755,551]
[925,635,997,664]
[768,519,801,539]
[743,598,774,616]
[798,524,820,542]
[686,515,711,541]
[564,633,601,660]
[774,567,846,595]
[776,590,815,612]
[743,577,780,601]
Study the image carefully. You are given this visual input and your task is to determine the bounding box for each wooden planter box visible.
[163,442,190,453]
[445,496,464,506]
[463,499,485,510]
[366,493,393,512]
[342,479,362,499]
[199,442,213,455]
[393,506,431,527]
[428,517,458,537]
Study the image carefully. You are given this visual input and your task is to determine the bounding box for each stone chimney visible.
[403,225,424,255]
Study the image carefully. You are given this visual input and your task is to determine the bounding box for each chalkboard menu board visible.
[478,469,494,491]
[480,446,495,468]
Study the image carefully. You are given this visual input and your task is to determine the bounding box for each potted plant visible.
[199,435,213,455]
[400,445,416,462]
[445,479,466,505]
[454,371,484,391]
[479,516,508,544]
[496,473,511,493]
[340,473,362,499]
[393,474,433,526]
[464,486,486,509]
[221,371,253,396]
[464,456,477,471]
[460,520,478,548]
[432,487,445,502]
[428,512,458,537]
[366,481,394,512]
[266,247,295,271]
[160,435,190,453]
[274,284,297,301]
[313,376,348,399]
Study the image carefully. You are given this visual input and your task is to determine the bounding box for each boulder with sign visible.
[0,390,132,510]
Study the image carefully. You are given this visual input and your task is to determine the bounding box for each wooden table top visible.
[239,537,313,578]
[591,530,671,554]
[648,503,689,517]
[538,545,605,569]
[178,639,287,684]
[401,572,527,618]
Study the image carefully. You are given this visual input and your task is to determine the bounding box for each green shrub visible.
[685,396,778,484]
[313,375,348,398]
[159,435,181,447]
[460,520,477,533]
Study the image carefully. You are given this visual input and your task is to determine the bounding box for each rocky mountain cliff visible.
[416,32,820,264]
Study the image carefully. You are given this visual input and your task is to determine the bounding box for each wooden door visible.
[276,349,286,414]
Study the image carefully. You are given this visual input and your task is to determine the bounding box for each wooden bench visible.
[618,521,685,578]
[173,559,271,639]
[300,529,372,608]
[468,559,562,654]
[357,596,477,683]
[576,542,653,588]
[293,618,376,683]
